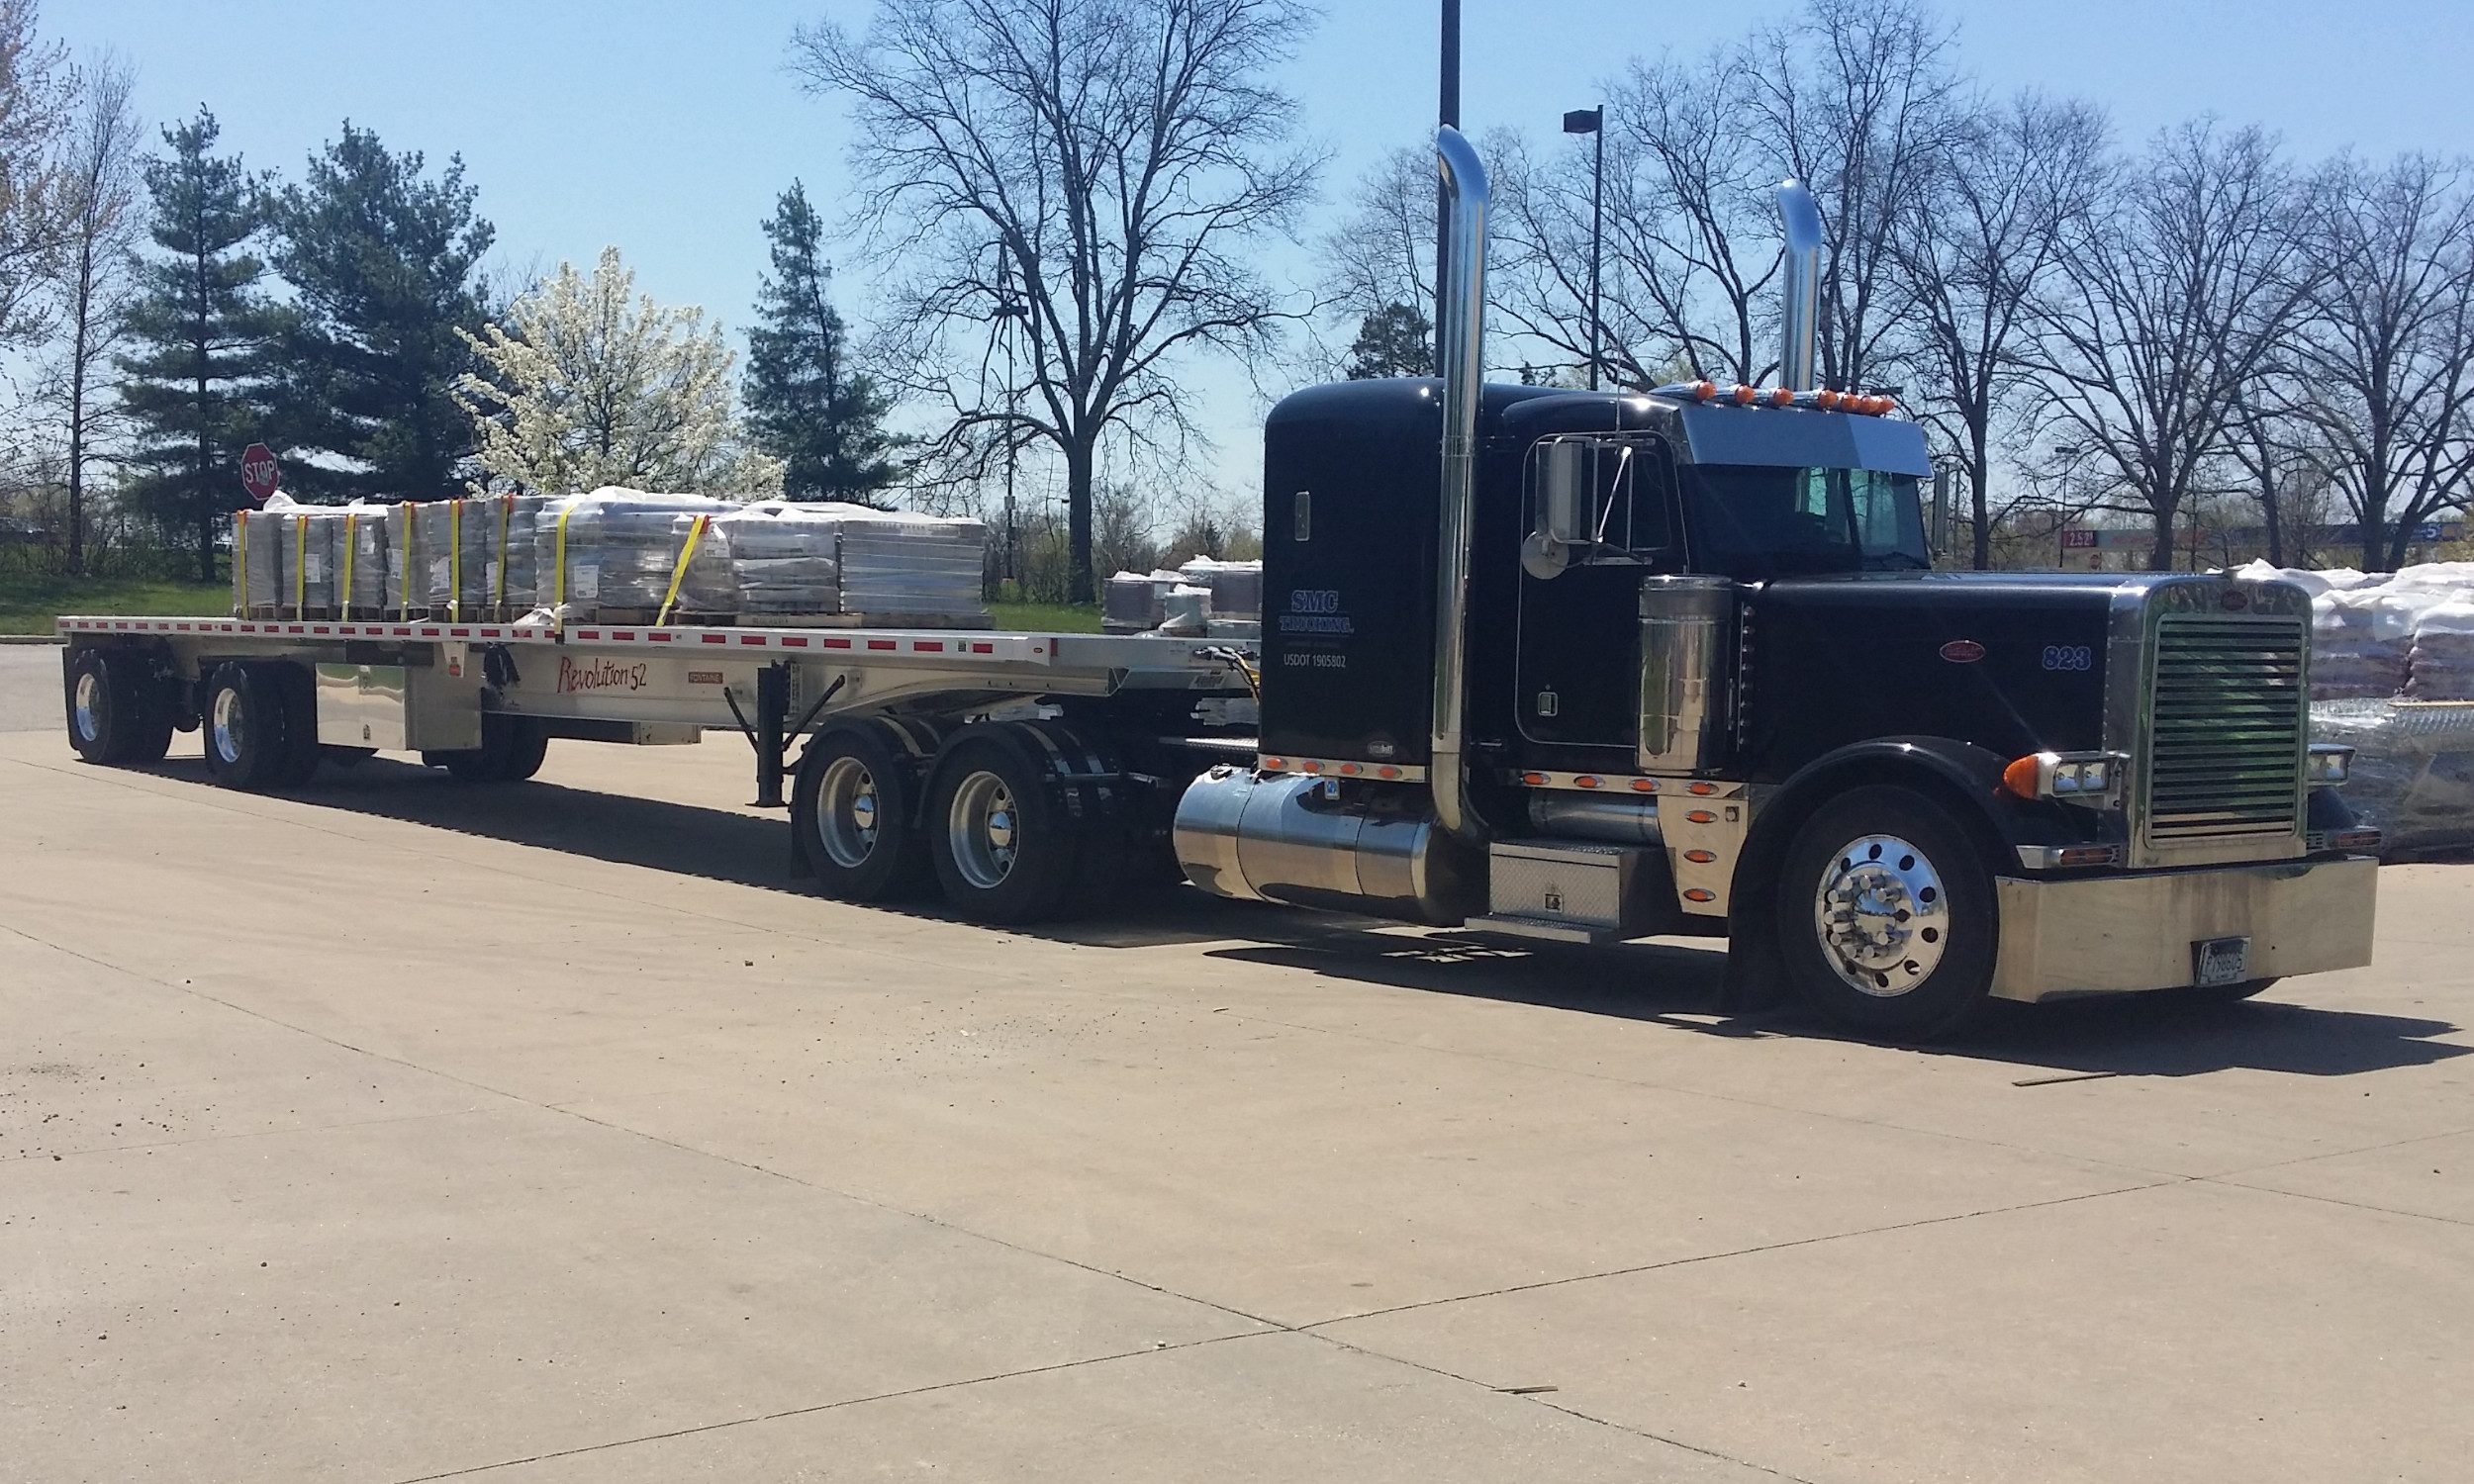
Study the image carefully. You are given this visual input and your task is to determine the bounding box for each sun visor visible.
[1676,404,1933,476]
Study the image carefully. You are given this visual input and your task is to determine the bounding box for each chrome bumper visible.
[1989,855,2377,1003]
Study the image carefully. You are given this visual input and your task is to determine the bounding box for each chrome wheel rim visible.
[1813,832,1948,997]
[816,756,882,869]
[211,686,245,767]
[72,670,101,743]
[948,770,1019,890]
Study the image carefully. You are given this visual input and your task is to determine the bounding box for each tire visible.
[272,664,323,788]
[428,715,546,783]
[1775,784,1997,1040]
[926,725,1089,924]
[64,649,171,767]
[792,722,934,902]
[201,663,288,790]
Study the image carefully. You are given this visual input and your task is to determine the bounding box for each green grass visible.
[986,601,1103,634]
[0,573,229,635]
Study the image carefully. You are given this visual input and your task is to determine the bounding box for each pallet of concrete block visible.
[695,502,991,625]
[530,488,740,621]
[233,496,359,617]
[2313,697,2474,858]
[384,494,546,619]
[1102,558,1262,637]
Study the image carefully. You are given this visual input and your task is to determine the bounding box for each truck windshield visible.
[1684,464,1930,578]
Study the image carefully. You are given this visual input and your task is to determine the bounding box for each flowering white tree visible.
[454,246,781,495]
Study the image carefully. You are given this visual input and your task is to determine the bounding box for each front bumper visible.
[1989,855,2377,1003]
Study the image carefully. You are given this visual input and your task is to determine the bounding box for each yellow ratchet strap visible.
[655,515,712,626]
[448,499,463,621]
[293,513,308,615]
[396,504,414,619]
[554,501,579,607]
[341,513,356,610]
[235,512,248,608]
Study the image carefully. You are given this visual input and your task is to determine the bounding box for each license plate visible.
[2193,936,2250,987]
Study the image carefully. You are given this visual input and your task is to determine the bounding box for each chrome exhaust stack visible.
[1776,179,1821,393]
[1432,125,1489,845]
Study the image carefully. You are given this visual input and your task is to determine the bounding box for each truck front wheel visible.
[793,723,932,902]
[1775,784,1996,1040]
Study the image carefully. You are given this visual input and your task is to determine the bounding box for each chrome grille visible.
[2141,613,2306,850]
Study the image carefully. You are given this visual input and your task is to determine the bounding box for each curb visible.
[0,634,65,645]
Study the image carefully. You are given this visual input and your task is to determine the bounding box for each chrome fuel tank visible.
[1173,767,1479,925]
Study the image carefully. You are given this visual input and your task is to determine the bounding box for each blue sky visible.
[52,0,2474,502]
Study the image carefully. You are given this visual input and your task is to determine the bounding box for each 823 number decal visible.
[2041,644,2094,672]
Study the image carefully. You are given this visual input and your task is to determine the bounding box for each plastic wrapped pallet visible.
[533,488,738,619]
[697,503,840,614]
[1177,557,1263,620]
[2313,697,2474,857]
[333,504,390,612]
[234,503,289,614]
[833,508,990,622]
[405,499,504,618]
[1103,571,1166,632]
[262,499,338,614]
[2407,600,2474,700]
[2312,586,2426,700]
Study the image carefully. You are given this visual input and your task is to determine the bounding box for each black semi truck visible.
[58,129,2377,1038]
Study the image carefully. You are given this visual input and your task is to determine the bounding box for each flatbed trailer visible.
[56,612,1258,924]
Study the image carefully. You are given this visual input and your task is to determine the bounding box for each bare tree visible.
[1322,144,1434,327]
[49,51,139,575]
[1897,90,2106,568]
[2287,152,2474,570]
[793,0,1319,603]
[1492,52,1778,387]
[1742,0,1963,392]
[2030,122,2318,570]
[0,0,72,348]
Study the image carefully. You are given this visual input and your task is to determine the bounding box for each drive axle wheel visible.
[792,723,932,901]
[1776,784,1996,1040]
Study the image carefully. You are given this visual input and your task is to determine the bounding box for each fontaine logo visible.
[556,655,650,695]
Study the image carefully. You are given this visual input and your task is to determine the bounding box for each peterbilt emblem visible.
[1939,639,1985,664]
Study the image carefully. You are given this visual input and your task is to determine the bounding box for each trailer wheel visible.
[64,649,172,767]
[201,663,287,790]
[927,726,1085,924]
[793,723,932,901]
[1775,784,1996,1040]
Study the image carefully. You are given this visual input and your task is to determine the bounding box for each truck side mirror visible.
[1522,441,1592,579]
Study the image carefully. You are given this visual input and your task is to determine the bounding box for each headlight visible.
[2306,744,2353,787]
[2002,750,2128,806]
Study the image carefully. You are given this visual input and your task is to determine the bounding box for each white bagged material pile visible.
[1101,559,1263,635]
[2314,697,2474,857]
[2408,600,2474,699]
[2236,559,2471,700]
[533,488,738,617]
[1103,569,1183,632]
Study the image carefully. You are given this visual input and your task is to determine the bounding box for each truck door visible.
[1514,434,1684,749]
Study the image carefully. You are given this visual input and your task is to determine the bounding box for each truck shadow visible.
[1206,930,2469,1079]
[141,755,2467,1077]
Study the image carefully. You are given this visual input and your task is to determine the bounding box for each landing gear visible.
[1777,785,1996,1040]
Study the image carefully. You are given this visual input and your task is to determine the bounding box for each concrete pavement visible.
[2,664,2469,1482]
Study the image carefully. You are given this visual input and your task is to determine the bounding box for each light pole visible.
[1563,105,1603,390]
[993,258,1029,586]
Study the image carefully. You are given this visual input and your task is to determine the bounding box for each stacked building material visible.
[1177,557,1263,620]
[831,507,990,621]
[531,489,738,618]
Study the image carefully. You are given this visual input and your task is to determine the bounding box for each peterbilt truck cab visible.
[1170,128,2378,1038]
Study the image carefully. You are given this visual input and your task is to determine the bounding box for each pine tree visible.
[1342,302,1433,379]
[116,108,284,582]
[743,181,901,501]
[272,123,495,502]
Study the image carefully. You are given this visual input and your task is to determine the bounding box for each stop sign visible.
[239,443,280,506]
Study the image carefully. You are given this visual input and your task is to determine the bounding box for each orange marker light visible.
[1733,383,1758,405]
[1686,809,1717,824]
[1630,778,1657,792]
[1690,380,1718,402]
[2002,754,2043,798]
[1574,775,1602,789]
[1815,388,1843,410]
[1768,387,1794,407]
[1682,887,1717,902]
[1684,849,1716,864]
